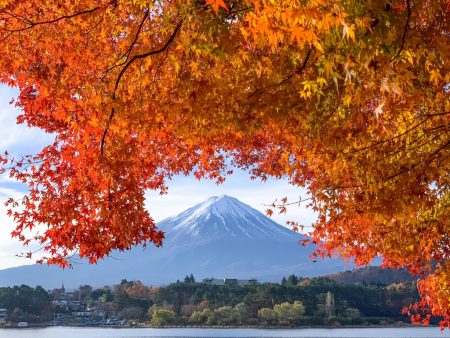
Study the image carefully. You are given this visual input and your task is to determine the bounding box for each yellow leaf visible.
[313,40,324,53]
[343,23,356,43]
[430,69,441,85]
[343,95,352,106]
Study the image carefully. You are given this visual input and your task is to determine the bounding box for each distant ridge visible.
[0,195,349,288]
[326,266,415,285]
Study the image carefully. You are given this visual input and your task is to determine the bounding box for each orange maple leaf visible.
[205,0,228,14]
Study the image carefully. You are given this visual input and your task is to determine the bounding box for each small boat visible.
[17,322,28,327]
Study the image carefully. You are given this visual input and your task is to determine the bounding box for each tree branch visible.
[346,116,430,155]
[246,48,312,100]
[1,1,118,32]
[100,20,183,156]
[105,9,150,74]
[112,20,183,95]
[3,6,101,32]
[383,139,449,182]
[391,0,411,62]
[277,48,312,86]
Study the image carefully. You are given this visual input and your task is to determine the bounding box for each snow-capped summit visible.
[159,195,295,242]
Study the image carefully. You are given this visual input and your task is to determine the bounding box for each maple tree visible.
[0,0,448,327]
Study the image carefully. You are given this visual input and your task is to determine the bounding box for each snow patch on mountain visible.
[159,195,297,242]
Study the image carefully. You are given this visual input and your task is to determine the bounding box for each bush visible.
[150,308,176,327]
[258,308,277,325]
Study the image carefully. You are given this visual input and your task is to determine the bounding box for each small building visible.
[72,311,93,320]
[0,308,8,324]
[68,300,88,312]
[224,278,238,285]
[52,300,68,311]
[202,278,225,286]
[93,310,106,320]
[54,313,65,326]
[236,278,259,285]
[202,278,258,286]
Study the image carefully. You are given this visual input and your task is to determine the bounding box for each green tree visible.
[150,307,176,327]
[286,275,299,287]
[215,306,239,325]
[184,274,196,284]
[0,285,49,318]
[273,301,305,325]
[189,308,213,324]
[234,302,251,324]
[258,307,278,325]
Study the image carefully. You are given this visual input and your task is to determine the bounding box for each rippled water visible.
[0,327,449,338]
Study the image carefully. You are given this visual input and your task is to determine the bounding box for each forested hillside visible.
[326,267,416,285]
[0,276,422,327]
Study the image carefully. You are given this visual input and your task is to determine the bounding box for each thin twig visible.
[246,48,312,100]
[264,196,314,208]
[277,48,312,86]
[3,6,101,32]
[1,1,117,32]
[151,45,171,85]
[346,116,430,155]
[391,0,411,62]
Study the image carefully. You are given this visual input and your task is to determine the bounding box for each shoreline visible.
[0,323,429,330]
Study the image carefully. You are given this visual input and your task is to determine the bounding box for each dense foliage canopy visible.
[0,0,448,327]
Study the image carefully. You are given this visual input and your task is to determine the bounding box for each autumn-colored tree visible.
[0,0,448,327]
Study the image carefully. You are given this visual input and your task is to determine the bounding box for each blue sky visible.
[0,84,316,269]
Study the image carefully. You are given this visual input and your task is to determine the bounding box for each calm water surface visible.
[0,327,449,338]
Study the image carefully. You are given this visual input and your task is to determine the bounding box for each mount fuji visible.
[0,195,349,288]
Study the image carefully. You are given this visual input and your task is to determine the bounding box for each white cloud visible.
[0,85,53,155]
[0,85,52,269]
[0,190,45,269]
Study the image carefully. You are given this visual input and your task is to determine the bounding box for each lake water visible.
[0,327,448,338]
